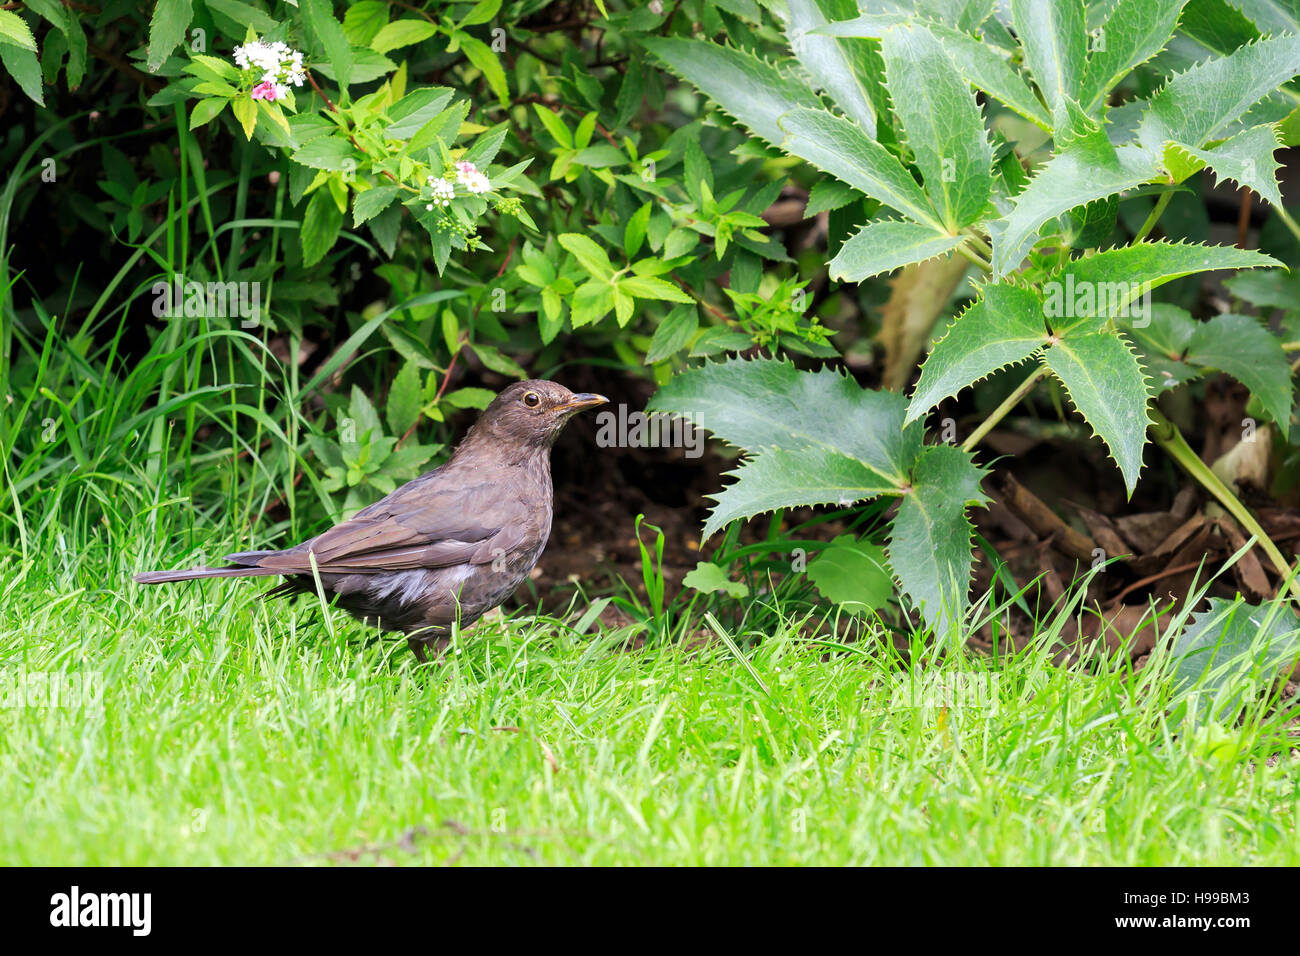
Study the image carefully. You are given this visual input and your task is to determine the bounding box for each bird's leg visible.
[408,638,429,664]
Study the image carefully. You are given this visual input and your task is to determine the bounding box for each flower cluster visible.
[425,176,455,209]
[233,40,306,102]
[456,161,492,195]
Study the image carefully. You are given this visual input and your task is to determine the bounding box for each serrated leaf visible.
[641,37,823,151]
[385,87,454,140]
[1042,331,1152,493]
[0,9,37,51]
[0,37,41,104]
[1168,597,1300,725]
[303,0,353,90]
[1186,313,1293,426]
[1176,124,1284,208]
[888,444,989,637]
[1010,0,1087,119]
[994,128,1157,276]
[1138,34,1300,151]
[777,108,941,229]
[700,447,902,541]
[291,135,354,171]
[880,22,993,230]
[146,0,191,71]
[908,283,1047,422]
[1079,0,1187,113]
[805,178,860,217]
[787,0,877,138]
[353,184,399,225]
[370,19,436,54]
[301,188,343,267]
[647,357,924,488]
[644,304,698,364]
[386,360,424,435]
[619,275,693,303]
[1117,303,1201,390]
[1046,240,1280,333]
[806,534,893,612]
[188,96,227,129]
[558,233,613,279]
[829,220,966,282]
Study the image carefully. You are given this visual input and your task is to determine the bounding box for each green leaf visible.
[532,103,572,147]
[386,360,424,435]
[908,283,1047,422]
[645,304,698,364]
[371,19,437,55]
[994,124,1157,275]
[806,534,893,613]
[1138,34,1300,151]
[188,96,227,129]
[471,343,526,379]
[1186,313,1293,426]
[0,38,41,104]
[230,95,256,140]
[620,275,693,303]
[1168,597,1300,725]
[828,220,966,282]
[460,34,509,107]
[146,0,192,71]
[648,357,924,489]
[777,108,941,229]
[353,184,399,225]
[1045,240,1280,333]
[1079,0,1187,113]
[786,0,878,138]
[442,387,496,410]
[1010,0,1087,120]
[1117,303,1200,390]
[1042,331,1152,494]
[0,9,37,51]
[641,37,822,151]
[804,178,860,217]
[342,1,389,46]
[880,22,993,230]
[624,201,652,257]
[460,0,503,28]
[888,444,989,637]
[1174,124,1284,208]
[385,87,454,140]
[301,188,344,267]
[303,0,353,90]
[682,561,750,600]
[291,135,355,171]
[558,233,613,279]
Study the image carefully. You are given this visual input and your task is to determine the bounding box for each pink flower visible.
[250,81,280,101]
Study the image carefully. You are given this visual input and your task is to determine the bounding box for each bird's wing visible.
[230,472,528,574]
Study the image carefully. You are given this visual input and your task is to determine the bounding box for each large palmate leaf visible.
[641,37,822,151]
[647,357,924,488]
[1010,0,1087,122]
[1078,0,1188,113]
[907,283,1048,422]
[1173,124,1285,208]
[778,108,940,228]
[786,0,879,138]
[1042,330,1153,494]
[889,444,990,637]
[828,220,966,282]
[1045,240,1280,333]
[1168,597,1300,724]
[880,22,993,230]
[648,358,988,631]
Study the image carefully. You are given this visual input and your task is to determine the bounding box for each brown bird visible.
[135,380,608,660]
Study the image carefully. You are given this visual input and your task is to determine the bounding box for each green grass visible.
[3,533,1297,866]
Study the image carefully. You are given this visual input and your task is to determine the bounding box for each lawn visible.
[3,535,1296,866]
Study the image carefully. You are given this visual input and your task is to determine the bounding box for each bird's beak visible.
[557,392,609,415]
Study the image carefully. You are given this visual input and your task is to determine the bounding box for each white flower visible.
[455,161,492,194]
[427,177,455,207]
[232,40,306,91]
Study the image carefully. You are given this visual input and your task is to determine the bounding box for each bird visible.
[134,380,608,661]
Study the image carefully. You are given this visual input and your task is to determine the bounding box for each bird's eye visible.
[522,391,541,408]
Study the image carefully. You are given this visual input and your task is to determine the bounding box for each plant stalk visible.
[962,365,1048,453]
[1148,407,1300,602]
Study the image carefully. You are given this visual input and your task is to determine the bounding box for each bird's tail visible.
[133,565,286,585]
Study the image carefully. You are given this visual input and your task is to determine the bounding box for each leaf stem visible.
[1148,407,1300,601]
[1275,204,1300,247]
[1133,190,1174,243]
[961,365,1048,453]
[955,241,992,273]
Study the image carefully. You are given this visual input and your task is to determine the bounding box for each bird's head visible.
[461,380,608,453]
